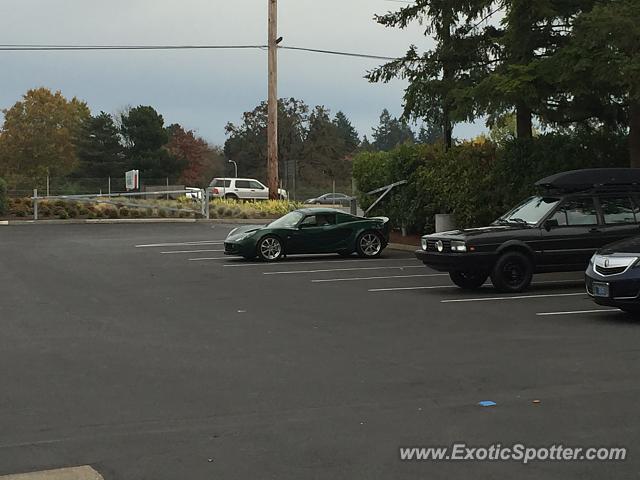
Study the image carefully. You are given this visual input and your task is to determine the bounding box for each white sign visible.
[125,170,140,191]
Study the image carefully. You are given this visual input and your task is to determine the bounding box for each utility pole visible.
[267,0,279,199]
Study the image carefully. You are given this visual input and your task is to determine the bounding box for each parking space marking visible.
[312,273,447,283]
[136,241,225,248]
[161,249,225,254]
[536,309,620,316]
[223,258,414,268]
[190,256,243,261]
[367,279,583,293]
[0,466,104,480]
[442,292,586,303]
[263,265,425,275]
[370,285,453,292]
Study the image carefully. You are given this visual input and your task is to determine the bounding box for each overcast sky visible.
[0,0,484,146]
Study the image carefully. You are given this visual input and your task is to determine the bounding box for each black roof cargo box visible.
[536,168,640,193]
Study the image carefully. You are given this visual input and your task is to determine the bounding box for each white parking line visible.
[536,309,620,316]
[442,292,586,303]
[369,285,453,292]
[370,280,584,294]
[0,466,104,480]
[190,256,243,261]
[136,241,225,248]
[161,249,225,254]
[312,273,447,283]
[223,258,414,268]
[263,265,425,275]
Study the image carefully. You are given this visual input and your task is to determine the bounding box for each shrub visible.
[353,131,628,233]
[39,204,51,217]
[0,178,7,216]
[119,207,130,217]
[14,204,29,217]
[158,209,167,218]
[104,207,118,219]
[53,206,69,219]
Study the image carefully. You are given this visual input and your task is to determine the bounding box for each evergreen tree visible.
[417,121,444,145]
[302,106,350,180]
[74,112,125,178]
[368,1,491,148]
[120,106,185,179]
[550,0,640,166]
[372,109,415,151]
[333,111,360,154]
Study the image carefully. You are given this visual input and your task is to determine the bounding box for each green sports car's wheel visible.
[257,235,284,262]
[357,232,383,258]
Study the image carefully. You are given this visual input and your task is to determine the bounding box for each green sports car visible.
[224,208,391,261]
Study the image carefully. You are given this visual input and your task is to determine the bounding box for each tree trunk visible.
[443,110,453,151]
[442,9,454,151]
[516,103,533,139]
[630,102,640,168]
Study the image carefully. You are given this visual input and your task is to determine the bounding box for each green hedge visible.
[353,132,628,233]
[0,178,7,216]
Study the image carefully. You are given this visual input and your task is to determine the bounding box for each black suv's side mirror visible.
[544,218,559,231]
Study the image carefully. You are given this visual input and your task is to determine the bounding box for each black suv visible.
[416,169,640,292]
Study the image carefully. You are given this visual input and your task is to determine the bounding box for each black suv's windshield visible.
[495,196,560,226]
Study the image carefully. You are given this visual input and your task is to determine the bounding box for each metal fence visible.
[5,176,185,198]
[6,176,357,202]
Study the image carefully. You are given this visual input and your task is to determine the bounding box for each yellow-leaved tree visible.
[0,88,90,180]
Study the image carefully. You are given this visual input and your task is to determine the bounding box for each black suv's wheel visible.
[490,251,533,293]
[449,271,488,290]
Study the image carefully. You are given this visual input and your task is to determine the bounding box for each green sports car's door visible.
[287,213,352,253]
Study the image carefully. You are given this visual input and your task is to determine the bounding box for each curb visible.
[388,243,418,253]
[0,218,273,226]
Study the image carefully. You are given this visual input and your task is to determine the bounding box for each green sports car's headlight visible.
[234,232,256,242]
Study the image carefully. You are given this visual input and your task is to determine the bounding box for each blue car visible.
[586,236,640,314]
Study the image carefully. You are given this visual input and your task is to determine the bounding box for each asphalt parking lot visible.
[1,223,639,479]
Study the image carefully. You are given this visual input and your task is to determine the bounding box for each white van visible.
[209,178,288,201]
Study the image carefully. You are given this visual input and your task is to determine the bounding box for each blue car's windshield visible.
[496,196,560,226]
[269,211,304,228]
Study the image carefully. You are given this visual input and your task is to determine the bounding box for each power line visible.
[470,5,504,31]
[0,44,267,51]
[0,43,399,61]
[280,46,397,61]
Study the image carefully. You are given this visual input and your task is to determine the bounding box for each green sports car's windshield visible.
[268,211,305,228]
[496,196,560,226]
